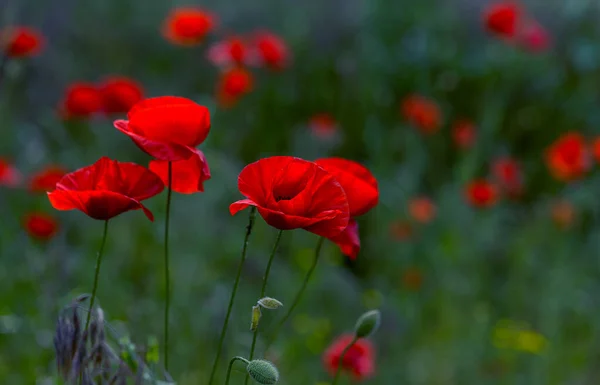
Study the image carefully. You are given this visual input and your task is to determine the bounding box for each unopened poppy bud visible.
[354,309,381,338]
[257,297,283,310]
[246,359,279,384]
[251,305,262,331]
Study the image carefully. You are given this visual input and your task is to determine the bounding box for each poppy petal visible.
[328,219,360,259]
[48,190,148,220]
[149,148,211,194]
[230,198,258,215]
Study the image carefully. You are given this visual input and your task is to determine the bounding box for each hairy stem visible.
[332,337,358,385]
[84,220,109,331]
[164,161,173,371]
[224,356,250,385]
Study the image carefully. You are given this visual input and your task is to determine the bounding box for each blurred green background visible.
[2,0,600,384]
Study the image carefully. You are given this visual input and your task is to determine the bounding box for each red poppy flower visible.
[408,197,436,223]
[99,76,144,115]
[484,2,520,38]
[309,113,338,139]
[519,21,550,53]
[323,334,375,381]
[0,158,20,187]
[452,120,476,149]
[59,82,102,120]
[492,157,523,198]
[47,157,164,221]
[163,7,215,46]
[149,149,211,194]
[253,31,289,71]
[545,132,590,181]
[401,95,441,134]
[23,212,59,241]
[465,180,498,208]
[1,26,44,58]
[592,137,600,164]
[216,68,254,108]
[29,166,67,193]
[229,156,350,238]
[551,200,574,229]
[207,36,248,68]
[402,267,424,291]
[114,96,211,161]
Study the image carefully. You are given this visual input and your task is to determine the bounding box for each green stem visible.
[224,356,250,385]
[84,220,109,331]
[164,161,173,372]
[244,230,283,385]
[267,236,324,349]
[208,207,257,385]
[332,337,358,385]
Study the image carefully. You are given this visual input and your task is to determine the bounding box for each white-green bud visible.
[354,309,381,338]
[251,305,262,331]
[257,297,283,310]
[246,359,279,384]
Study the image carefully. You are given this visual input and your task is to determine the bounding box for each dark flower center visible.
[275,195,293,202]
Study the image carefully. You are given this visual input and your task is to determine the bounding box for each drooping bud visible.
[354,309,381,339]
[251,305,262,331]
[257,297,283,310]
[246,359,279,384]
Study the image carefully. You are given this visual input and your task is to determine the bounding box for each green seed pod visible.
[246,359,279,384]
[257,297,283,310]
[251,305,262,331]
[354,309,381,338]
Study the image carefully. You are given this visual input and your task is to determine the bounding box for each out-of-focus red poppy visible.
[408,197,436,224]
[59,82,103,120]
[48,157,164,221]
[114,96,211,161]
[492,157,523,198]
[484,2,520,38]
[309,113,338,139]
[1,26,44,58]
[551,200,574,229]
[230,156,350,238]
[401,95,441,134]
[23,212,59,241]
[592,137,600,165]
[207,36,248,68]
[390,220,412,241]
[465,180,498,208]
[162,7,215,46]
[0,158,21,187]
[451,120,476,149]
[253,31,289,71]
[402,267,424,291]
[323,334,375,381]
[315,158,379,259]
[545,132,590,182]
[519,21,551,53]
[216,68,254,108]
[29,166,67,193]
[149,150,211,194]
[99,76,144,115]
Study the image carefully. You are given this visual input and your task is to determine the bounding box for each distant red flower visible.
[253,31,289,71]
[162,7,215,46]
[207,36,248,68]
[492,157,523,198]
[315,158,379,259]
[545,132,590,182]
[0,158,20,187]
[592,137,600,164]
[29,166,67,193]
[59,82,102,120]
[484,2,520,38]
[390,220,413,241]
[519,21,550,53]
[408,197,436,223]
[465,180,498,208]
[402,267,424,291]
[48,157,164,221]
[149,150,210,194]
[551,200,574,229]
[323,334,375,381]
[452,120,476,149]
[23,212,59,241]
[309,113,338,139]
[99,76,144,115]
[230,156,350,238]
[401,95,441,134]
[1,26,43,58]
[216,68,254,108]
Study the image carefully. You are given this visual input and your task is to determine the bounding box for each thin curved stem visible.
[208,207,257,385]
[267,236,324,349]
[224,356,250,385]
[332,337,358,385]
[84,220,109,331]
[164,161,173,371]
[244,230,283,385]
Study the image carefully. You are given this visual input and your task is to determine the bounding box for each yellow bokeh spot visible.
[362,289,383,309]
[293,313,314,335]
